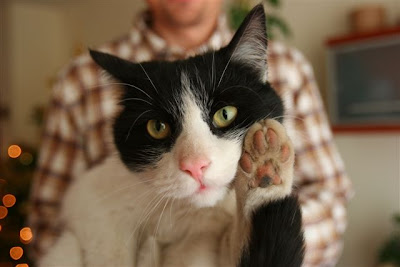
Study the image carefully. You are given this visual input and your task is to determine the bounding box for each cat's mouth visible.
[188,182,228,207]
[194,182,224,195]
[196,184,210,193]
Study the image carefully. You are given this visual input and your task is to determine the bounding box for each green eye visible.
[213,106,238,128]
[147,120,171,139]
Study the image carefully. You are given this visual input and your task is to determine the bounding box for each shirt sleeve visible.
[28,64,89,259]
[284,51,354,266]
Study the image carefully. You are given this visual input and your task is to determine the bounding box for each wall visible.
[7,1,72,145]
[0,1,10,156]
[335,135,400,267]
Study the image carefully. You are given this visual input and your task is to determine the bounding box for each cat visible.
[39,4,304,267]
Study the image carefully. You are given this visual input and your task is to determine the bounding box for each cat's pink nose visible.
[179,158,210,182]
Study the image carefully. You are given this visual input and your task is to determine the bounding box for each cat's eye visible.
[213,106,238,128]
[147,120,171,139]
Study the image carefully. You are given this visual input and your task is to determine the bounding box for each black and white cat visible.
[40,5,304,267]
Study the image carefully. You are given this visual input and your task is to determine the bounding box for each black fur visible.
[238,196,305,267]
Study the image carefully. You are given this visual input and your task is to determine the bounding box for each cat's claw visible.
[238,119,295,214]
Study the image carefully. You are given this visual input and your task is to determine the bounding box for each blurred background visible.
[0,0,399,266]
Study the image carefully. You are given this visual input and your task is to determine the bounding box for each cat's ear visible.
[89,49,136,83]
[227,4,268,82]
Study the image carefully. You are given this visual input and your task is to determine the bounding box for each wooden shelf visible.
[326,26,400,47]
[332,124,400,134]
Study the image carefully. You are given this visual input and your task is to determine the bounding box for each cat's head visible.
[90,4,283,207]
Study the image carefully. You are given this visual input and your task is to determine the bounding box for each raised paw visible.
[237,119,295,214]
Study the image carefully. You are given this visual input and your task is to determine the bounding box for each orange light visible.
[0,206,8,219]
[20,227,33,244]
[8,145,22,158]
[10,246,23,260]
[16,264,29,267]
[0,225,2,231]
[3,194,16,208]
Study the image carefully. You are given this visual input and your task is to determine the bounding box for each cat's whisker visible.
[155,197,170,235]
[96,177,159,203]
[138,63,159,95]
[84,82,154,101]
[216,10,257,88]
[136,193,168,243]
[272,114,306,123]
[211,51,216,94]
[220,85,264,103]
[125,110,152,142]
[151,195,170,267]
[125,193,162,246]
[119,98,154,106]
[216,57,232,88]
[180,199,194,223]
[169,197,176,228]
[153,196,170,239]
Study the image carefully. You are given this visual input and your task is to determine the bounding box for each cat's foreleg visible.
[220,119,304,267]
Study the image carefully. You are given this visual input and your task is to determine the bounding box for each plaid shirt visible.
[29,12,353,266]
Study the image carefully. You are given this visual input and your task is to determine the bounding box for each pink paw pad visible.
[255,162,282,188]
[240,152,253,173]
[253,130,267,154]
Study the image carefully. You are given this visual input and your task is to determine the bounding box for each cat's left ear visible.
[227,4,268,82]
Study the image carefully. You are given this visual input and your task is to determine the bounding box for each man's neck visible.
[151,18,218,51]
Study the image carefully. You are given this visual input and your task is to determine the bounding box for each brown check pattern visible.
[28,12,353,266]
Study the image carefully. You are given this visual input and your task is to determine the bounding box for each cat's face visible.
[90,5,283,207]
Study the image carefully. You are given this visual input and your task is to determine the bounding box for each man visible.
[29,0,353,266]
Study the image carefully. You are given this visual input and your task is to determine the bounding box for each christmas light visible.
[8,145,22,158]
[0,206,8,219]
[2,194,16,208]
[16,264,29,267]
[20,227,33,244]
[10,246,23,260]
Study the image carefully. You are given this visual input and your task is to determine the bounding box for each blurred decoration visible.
[0,102,44,265]
[0,143,37,266]
[350,5,387,33]
[8,145,22,159]
[377,214,400,267]
[229,0,291,39]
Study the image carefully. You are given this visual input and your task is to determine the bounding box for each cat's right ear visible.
[89,49,135,83]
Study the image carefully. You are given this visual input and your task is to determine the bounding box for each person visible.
[29,0,353,266]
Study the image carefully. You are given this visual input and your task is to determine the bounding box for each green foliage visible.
[378,214,400,266]
[268,0,281,8]
[266,14,291,40]
[229,0,291,40]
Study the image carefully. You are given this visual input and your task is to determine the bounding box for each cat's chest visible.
[141,194,235,244]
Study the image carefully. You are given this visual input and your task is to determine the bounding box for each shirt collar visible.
[130,11,233,60]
